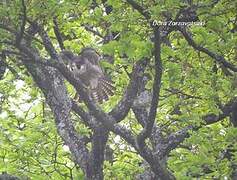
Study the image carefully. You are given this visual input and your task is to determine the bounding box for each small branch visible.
[0,50,24,78]
[203,97,237,125]
[163,97,237,156]
[83,24,104,38]
[53,17,65,50]
[179,27,237,72]
[165,88,202,100]
[126,0,150,20]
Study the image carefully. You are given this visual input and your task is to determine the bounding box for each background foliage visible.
[0,0,236,179]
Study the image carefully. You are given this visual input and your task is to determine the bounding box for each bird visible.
[61,48,115,103]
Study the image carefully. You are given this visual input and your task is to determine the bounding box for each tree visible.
[0,0,236,179]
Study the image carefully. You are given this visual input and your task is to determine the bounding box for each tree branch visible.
[89,126,108,179]
[71,100,97,128]
[83,24,104,38]
[18,43,139,150]
[163,97,237,156]
[16,0,27,46]
[203,97,237,125]
[165,88,203,100]
[179,27,237,72]
[126,0,150,20]
[109,59,148,122]
[19,51,90,174]
[53,17,65,50]
[137,27,162,145]
[27,21,59,59]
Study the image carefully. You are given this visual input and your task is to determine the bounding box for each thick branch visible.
[137,28,162,145]
[109,59,148,122]
[161,125,192,157]
[19,43,138,151]
[19,51,90,174]
[89,126,109,180]
[28,21,58,59]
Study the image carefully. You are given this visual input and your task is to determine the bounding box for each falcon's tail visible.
[91,77,115,103]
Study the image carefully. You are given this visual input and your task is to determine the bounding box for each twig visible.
[165,88,202,100]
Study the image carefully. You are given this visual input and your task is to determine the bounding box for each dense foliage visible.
[0,0,236,179]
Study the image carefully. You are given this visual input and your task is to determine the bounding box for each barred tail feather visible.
[101,78,115,95]
[100,84,109,101]
[101,78,116,91]
[91,77,115,103]
[100,77,115,97]
[97,89,103,104]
